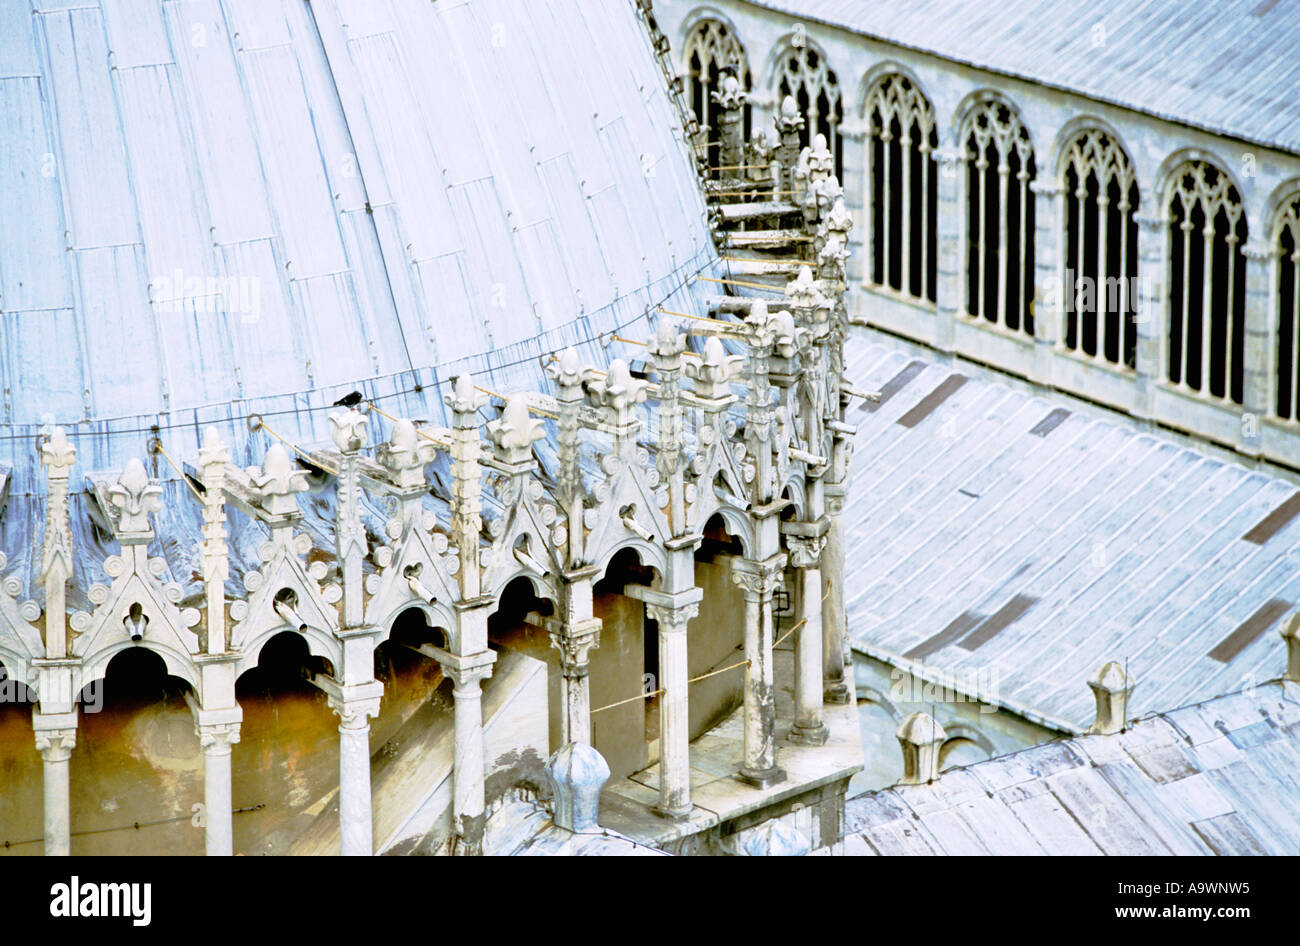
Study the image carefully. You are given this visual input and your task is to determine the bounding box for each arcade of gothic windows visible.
[677,23,1300,420]
[682,18,752,169]
[772,39,844,180]
[962,98,1036,336]
[1166,161,1247,404]
[1273,195,1300,420]
[864,73,938,304]
[1061,129,1139,369]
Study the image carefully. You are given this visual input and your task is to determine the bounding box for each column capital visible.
[34,725,77,762]
[644,600,700,631]
[320,678,383,730]
[548,618,602,672]
[440,650,497,694]
[1029,178,1064,197]
[197,722,242,753]
[730,554,787,598]
[1241,240,1276,262]
[784,533,826,569]
[1134,212,1169,230]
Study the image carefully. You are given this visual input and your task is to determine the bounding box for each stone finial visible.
[685,336,741,401]
[808,132,834,177]
[488,395,545,465]
[586,359,649,431]
[710,72,746,111]
[775,94,805,133]
[745,299,777,348]
[547,347,584,392]
[445,372,488,421]
[1087,661,1135,734]
[769,308,801,359]
[108,457,163,537]
[40,425,76,476]
[648,317,685,361]
[198,426,230,469]
[896,712,945,785]
[379,418,435,491]
[546,742,610,833]
[786,264,828,310]
[1282,613,1300,682]
[249,443,310,517]
[328,408,368,454]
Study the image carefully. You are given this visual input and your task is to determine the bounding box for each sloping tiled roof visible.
[843,338,1300,731]
[0,0,715,493]
[844,681,1300,855]
[745,0,1300,155]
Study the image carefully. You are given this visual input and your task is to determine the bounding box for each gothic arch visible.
[764,33,845,178]
[1154,146,1245,212]
[1160,155,1248,403]
[592,536,668,579]
[956,90,1038,335]
[80,639,201,694]
[861,67,940,301]
[233,623,341,681]
[1055,121,1141,367]
[371,598,457,649]
[679,10,753,167]
[1269,184,1300,420]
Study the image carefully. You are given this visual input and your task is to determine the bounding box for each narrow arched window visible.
[1166,161,1247,404]
[773,41,844,179]
[1061,129,1139,368]
[864,74,938,303]
[682,19,751,170]
[963,99,1036,335]
[1272,194,1300,419]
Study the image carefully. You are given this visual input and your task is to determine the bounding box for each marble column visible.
[443,651,496,856]
[786,535,829,745]
[1133,212,1169,423]
[327,692,381,856]
[1241,239,1275,455]
[644,600,698,819]
[548,567,602,747]
[1030,179,1065,384]
[197,723,240,856]
[732,555,787,788]
[934,146,967,354]
[821,489,851,704]
[33,714,76,856]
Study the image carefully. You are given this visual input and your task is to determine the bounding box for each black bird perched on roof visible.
[333,390,364,408]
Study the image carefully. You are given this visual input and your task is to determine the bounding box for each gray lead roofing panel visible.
[744,0,1300,156]
[844,337,1300,731]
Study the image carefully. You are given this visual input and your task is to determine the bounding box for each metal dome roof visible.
[0,0,717,493]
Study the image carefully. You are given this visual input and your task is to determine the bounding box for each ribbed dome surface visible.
[0,0,715,490]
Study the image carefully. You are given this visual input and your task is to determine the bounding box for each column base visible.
[823,681,852,705]
[788,722,830,746]
[737,765,786,790]
[653,802,694,823]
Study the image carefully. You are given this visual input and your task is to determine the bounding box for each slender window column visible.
[441,652,496,855]
[1031,179,1064,383]
[1134,212,1168,421]
[731,555,787,788]
[196,722,240,856]
[1241,239,1274,453]
[786,534,828,745]
[325,688,382,856]
[934,147,966,354]
[644,599,699,819]
[548,573,602,747]
[33,713,77,857]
